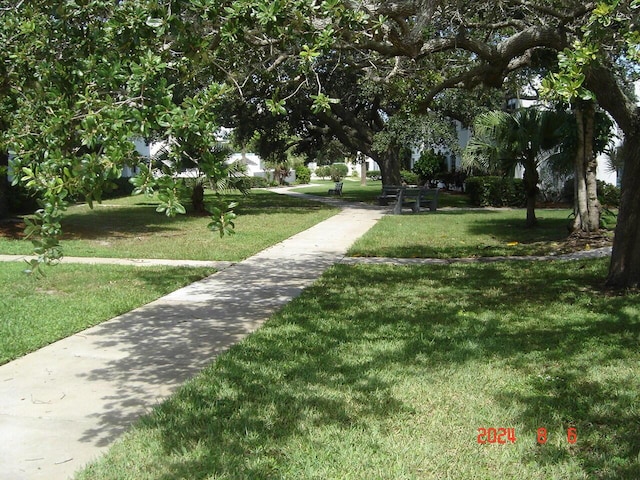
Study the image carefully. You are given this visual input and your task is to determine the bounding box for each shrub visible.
[316,165,331,179]
[295,165,311,184]
[413,149,447,184]
[6,183,39,214]
[597,180,620,207]
[103,177,136,199]
[240,176,268,188]
[466,176,526,207]
[330,163,349,181]
[562,178,621,207]
[438,169,467,190]
[400,170,419,185]
[367,170,382,181]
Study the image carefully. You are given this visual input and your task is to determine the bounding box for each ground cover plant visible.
[0,190,337,261]
[76,258,640,479]
[348,209,606,258]
[0,263,216,364]
[292,180,471,208]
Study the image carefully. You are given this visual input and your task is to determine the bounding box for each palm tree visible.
[151,138,248,214]
[463,107,566,227]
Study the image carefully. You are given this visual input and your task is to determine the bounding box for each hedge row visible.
[465,176,526,207]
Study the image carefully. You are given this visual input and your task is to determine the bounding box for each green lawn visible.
[348,208,591,258]
[0,188,337,364]
[0,262,216,364]
[76,259,640,479]
[0,190,338,261]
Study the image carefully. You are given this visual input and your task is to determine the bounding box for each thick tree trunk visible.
[376,149,402,185]
[523,162,538,228]
[572,103,601,233]
[0,150,9,219]
[606,127,640,288]
[191,183,206,214]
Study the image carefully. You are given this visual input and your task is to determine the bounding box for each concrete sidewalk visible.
[0,203,385,480]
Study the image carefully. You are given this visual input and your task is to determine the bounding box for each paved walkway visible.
[0,198,385,480]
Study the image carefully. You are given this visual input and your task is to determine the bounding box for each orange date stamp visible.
[477,427,577,444]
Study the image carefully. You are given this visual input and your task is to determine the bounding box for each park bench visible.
[394,186,439,214]
[378,185,439,214]
[328,181,343,196]
[377,185,403,205]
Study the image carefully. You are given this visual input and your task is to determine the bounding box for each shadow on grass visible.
[351,209,576,259]
[0,264,217,365]
[231,192,333,216]
[92,259,639,479]
[61,206,185,240]
[464,210,574,242]
[54,191,333,241]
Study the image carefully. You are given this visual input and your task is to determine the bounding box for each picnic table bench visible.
[328,181,343,196]
[377,185,439,214]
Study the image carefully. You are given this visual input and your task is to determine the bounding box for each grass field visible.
[0,262,216,364]
[0,190,338,261]
[76,259,640,480]
[3,182,634,479]
[348,208,595,258]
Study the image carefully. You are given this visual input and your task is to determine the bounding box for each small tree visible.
[316,165,331,179]
[413,149,447,186]
[330,163,349,182]
[464,108,566,227]
[296,165,311,184]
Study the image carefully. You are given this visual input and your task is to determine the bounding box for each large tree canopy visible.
[216,49,465,185]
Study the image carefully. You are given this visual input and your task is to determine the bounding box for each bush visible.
[316,165,331,179]
[466,176,526,207]
[562,178,621,207]
[296,165,311,184]
[597,180,620,207]
[438,169,467,190]
[6,183,39,214]
[103,177,136,199]
[367,170,382,181]
[400,170,419,185]
[413,149,447,184]
[330,163,349,181]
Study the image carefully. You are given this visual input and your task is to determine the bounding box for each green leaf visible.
[266,98,287,115]
[145,18,164,28]
[310,93,340,113]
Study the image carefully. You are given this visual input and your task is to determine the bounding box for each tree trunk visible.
[606,125,640,288]
[0,150,9,219]
[523,161,539,228]
[376,149,402,185]
[572,102,601,233]
[191,183,205,214]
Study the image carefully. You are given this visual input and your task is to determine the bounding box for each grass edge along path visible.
[76,258,640,480]
[0,263,217,365]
